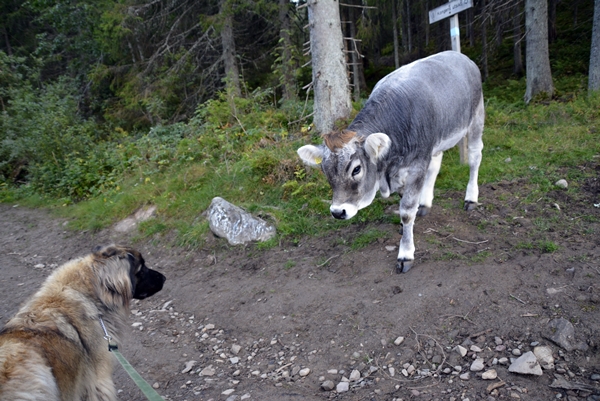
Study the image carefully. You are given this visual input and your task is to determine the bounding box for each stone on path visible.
[533,345,555,370]
[543,317,588,352]
[336,382,349,393]
[470,358,485,372]
[206,197,276,245]
[508,351,543,376]
[321,380,335,391]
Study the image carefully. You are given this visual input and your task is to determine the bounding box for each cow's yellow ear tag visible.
[315,157,322,165]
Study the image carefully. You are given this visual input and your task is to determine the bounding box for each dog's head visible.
[92,244,166,308]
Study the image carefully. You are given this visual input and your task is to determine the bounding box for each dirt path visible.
[1,179,600,400]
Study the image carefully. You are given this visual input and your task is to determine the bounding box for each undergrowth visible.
[1,80,600,249]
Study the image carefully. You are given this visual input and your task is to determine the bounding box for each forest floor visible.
[1,168,600,401]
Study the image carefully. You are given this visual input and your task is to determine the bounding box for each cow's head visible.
[297,130,391,220]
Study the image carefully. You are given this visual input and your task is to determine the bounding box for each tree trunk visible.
[404,0,412,54]
[392,0,400,69]
[548,0,558,43]
[513,1,524,77]
[220,0,241,99]
[278,0,297,102]
[307,0,351,134]
[590,0,600,93]
[481,0,489,81]
[524,0,553,103]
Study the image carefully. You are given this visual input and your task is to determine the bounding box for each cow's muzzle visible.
[331,209,347,219]
[330,204,358,220]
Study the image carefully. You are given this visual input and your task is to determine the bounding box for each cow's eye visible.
[352,165,361,176]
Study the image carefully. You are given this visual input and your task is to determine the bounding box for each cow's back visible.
[349,51,482,153]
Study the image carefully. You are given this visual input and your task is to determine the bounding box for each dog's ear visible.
[94,244,127,259]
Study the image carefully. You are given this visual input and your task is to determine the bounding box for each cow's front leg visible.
[396,172,424,273]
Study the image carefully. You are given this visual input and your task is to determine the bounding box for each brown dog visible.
[0,245,166,401]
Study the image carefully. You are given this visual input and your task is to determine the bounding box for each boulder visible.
[206,197,276,245]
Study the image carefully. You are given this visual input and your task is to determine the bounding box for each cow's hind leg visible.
[417,151,443,216]
[464,97,484,211]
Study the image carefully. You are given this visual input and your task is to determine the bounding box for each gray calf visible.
[298,51,484,273]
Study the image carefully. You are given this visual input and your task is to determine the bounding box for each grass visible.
[2,80,600,249]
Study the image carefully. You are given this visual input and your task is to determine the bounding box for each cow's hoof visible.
[417,205,430,217]
[396,259,414,274]
[464,201,479,212]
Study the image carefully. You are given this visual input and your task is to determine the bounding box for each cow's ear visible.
[297,145,325,168]
[364,133,391,163]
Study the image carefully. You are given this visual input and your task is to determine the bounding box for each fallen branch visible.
[452,237,489,245]
[317,254,340,267]
[486,380,506,393]
[509,293,527,304]
[470,328,492,338]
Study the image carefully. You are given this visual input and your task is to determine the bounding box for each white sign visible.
[428,0,472,24]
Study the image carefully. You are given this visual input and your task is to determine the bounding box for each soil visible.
[1,172,600,401]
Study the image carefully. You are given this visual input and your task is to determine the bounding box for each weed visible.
[351,229,388,250]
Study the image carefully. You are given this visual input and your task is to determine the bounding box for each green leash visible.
[100,317,165,401]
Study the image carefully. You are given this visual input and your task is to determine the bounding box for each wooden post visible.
[449,13,468,164]
[428,0,473,164]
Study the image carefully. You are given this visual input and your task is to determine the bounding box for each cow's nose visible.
[331,209,346,219]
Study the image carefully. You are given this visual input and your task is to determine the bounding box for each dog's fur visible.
[0,245,166,401]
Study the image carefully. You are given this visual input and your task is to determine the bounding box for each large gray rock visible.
[543,317,589,352]
[206,197,276,245]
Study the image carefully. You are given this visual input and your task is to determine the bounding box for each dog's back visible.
[0,340,61,401]
[0,245,165,401]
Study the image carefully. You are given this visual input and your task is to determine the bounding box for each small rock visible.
[327,369,338,374]
[470,358,485,372]
[231,344,242,355]
[508,351,543,376]
[349,370,361,381]
[498,357,509,365]
[181,360,197,374]
[222,389,235,395]
[389,367,395,377]
[299,368,311,377]
[555,179,568,189]
[470,345,483,353]
[336,382,349,393]
[321,380,335,391]
[512,349,522,356]
[482,369,498,380]
[152,382,160,389]
[241,395,251,400]
[590,374,600,381]
[230,357,239,364]
[455,345,468,357]
[460,372,470,380]
[533,346,554,370]
[394,336,405,345]
[200,367,216,376]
